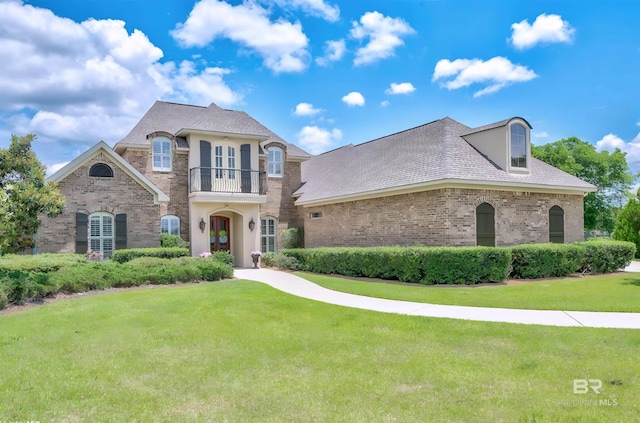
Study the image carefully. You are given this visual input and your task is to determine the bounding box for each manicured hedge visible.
[510,243,586,279]
[577,240,635,274]
[111,247,190,263]
[282,246,512,284]
[0,254,86,275]
[0,254,233,310]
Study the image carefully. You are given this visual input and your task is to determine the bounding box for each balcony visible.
[189,167,267,195]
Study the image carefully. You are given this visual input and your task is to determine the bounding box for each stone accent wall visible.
[121,148,190,240]
[38,152,160,253]
[260,159,304,249]
[302,188,584,248]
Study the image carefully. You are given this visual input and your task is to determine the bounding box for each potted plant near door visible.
[209,230,215,243]
[218,230,228,244]
[250,250,262,268]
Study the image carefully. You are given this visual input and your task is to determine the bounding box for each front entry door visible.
[210,216,230,252]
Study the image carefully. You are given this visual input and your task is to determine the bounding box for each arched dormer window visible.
[268,146,283,177]
[510,123,527,168]
[89,163,113,177]
[152,136,172,171]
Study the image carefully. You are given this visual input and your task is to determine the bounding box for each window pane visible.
[153,141,161,153]
[90,217,100,237]
[102,216,113,236]
[103,239,113,254]
[161,218,169,233]
[511,124,527,168]
[90,239,100,251]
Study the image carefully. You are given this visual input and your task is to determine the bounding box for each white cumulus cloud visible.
[47,161,70,176]
[266,0,339,22]
[171,0,310,73]
[296,125,342,154]
[432,57,537,97]
[350,11,415,66]
[315,39,346,66]
[596,127,640,166]
[342,92,365,106]
[385,82,416,95]
[294,102,322,116]
[510,14,575,50]
[0,0,242,168]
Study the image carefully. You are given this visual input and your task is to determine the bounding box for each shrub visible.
[187,257,233,281]
[123,257,201,285]
[1,271,57,305]
[282,246,511,284]
[577,240,636,273]
[260,252,277,267]
[281,227,304,249]
[111,247,189,263]
[510,243,585,279]
[0,254,86,275]
[612,198,640,258]
[50,262,116,293]
[273,254,300,270]
[210,250,235,267]
[161,234,189,248]
[0,284,7,310]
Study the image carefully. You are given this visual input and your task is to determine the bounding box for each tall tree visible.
[532,137,634,232]
[612,196,640,258]
[0,134,65,254]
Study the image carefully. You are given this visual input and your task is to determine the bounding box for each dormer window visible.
[152,137,172,171]
[510,124,527,168]
[268,147,283,177]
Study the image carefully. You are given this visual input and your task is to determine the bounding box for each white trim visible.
[508,120,530,173]
[176,128,269,141]
[152,137,172,172]
[295,178,597,207]
[161,215,180,236]
[47,141,170,204]
[268,146,284,177]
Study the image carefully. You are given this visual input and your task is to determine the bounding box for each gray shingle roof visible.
[295,117,596,204]
[116,101,311,158]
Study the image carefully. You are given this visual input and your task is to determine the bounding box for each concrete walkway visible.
[234,268,640,329]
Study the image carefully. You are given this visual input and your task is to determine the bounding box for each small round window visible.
[89,163,114,177]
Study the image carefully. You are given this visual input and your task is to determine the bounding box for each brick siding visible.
[38,152,160,253]
[302,188,584,248]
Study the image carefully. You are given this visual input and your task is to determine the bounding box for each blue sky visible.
[0,0,638,176]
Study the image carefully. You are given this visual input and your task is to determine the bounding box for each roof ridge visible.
[353,117,456,149]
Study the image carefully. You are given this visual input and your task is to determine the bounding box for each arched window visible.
[161,215,180,236]
[89,212,114,255]
[476,203,495,246]
[268,147,283,177]
[152,136,172,171]
[510,124,527,168]
[89,163,113,177]
[549,205,565,243]
[261,216,277,253]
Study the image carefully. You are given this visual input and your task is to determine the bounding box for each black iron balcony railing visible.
[189,167,267,194]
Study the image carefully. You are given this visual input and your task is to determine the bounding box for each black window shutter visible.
[115,213,127,250]
[200,141,211,192]
[240,144,251,193]
[75,213,88,253]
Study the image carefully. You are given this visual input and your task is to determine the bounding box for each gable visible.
[47,141,169,204]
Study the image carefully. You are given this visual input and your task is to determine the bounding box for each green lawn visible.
[299,273,640,312]
[1,281,638,422]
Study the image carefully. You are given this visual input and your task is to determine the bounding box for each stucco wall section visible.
[302,188,584,248]
[121,148,190,240]
[38,152,160,253]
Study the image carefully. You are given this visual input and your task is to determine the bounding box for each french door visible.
[210,216,230,252]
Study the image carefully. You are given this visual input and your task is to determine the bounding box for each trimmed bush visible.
[577,240,636,274]
[281,227,304,249]
[183,257,233,281]
[510,243,585,279]
[210,250,235,267]
[161,234,189,248]
[0,254,86,275]
[261,252,277,267]
[111,247,189,263]
[1,271,56,305]
[282,246,511,284]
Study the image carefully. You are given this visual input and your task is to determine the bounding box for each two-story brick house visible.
[39,101,596,266]
[40,101,310,267]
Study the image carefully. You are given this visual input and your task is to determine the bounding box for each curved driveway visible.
[235,268,640,329]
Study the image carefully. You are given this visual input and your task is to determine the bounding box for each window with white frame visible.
[215,145,223,178]
[268,147,283,177]
[228,146,236,179]
[152,137,172,171]
[161,215,180,236]
[261,217,277,253]
[510,124,527,168]
[89,212,114,255]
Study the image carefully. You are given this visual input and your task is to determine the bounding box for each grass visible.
[1,281,639,422]
[298,272,640,312]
